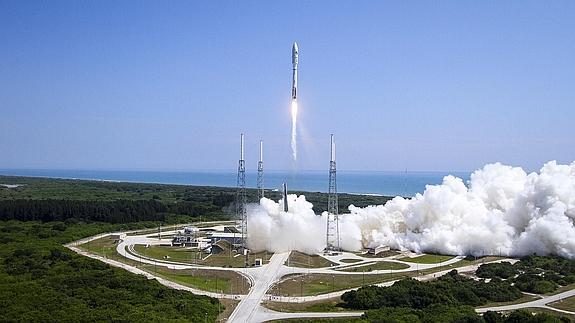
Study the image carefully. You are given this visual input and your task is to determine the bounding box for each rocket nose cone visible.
[292,42,299,54]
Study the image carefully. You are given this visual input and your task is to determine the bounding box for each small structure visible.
[368,244,390,255]
[110,233,126,241]
[172,226,209,249]
[254,258,263,267]
[224,226,240,233]
[183,226,199,234]
[207,232,243,247]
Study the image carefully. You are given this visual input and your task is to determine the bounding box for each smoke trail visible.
[247,161,575,259]
[290,100,298,161]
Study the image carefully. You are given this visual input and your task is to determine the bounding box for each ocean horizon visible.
[0,168,471,197]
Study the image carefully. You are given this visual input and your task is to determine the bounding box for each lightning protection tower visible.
[326,134,340,253]
[236,134,247,251]
[257,140,264,199]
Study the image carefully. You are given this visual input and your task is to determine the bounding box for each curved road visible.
[68,229,575,322]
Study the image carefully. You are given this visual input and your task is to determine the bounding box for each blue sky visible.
[0,1,574,172]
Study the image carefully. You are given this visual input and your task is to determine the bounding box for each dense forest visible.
[476,256,575,294]
[0,176,393,322]
[342,270,523,310]
[0,176,393,223]
[342,264,575,322]
[0,220,222,322]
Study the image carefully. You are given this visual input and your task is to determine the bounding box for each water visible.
[0,169,470,197]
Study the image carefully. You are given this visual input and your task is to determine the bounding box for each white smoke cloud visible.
[247,161,575,258]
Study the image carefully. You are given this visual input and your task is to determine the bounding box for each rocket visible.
[291,42,299,100]
[283,182,289,212]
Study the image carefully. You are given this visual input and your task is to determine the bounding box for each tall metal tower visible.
[326,134,340,253]
[257,140,264,200]
[236,134,247,250]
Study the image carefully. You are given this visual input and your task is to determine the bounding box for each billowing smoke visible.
[247,161,575,259]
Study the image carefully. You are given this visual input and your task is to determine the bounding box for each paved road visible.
[228,252,290,323]
[267,258,517,303]
[477,288,575,315]
[66,243,243,300]
[71,230,575,322]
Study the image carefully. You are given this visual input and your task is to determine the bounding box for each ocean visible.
[0,169,470,197]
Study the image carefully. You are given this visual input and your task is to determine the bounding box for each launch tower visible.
[236,134,248,253]
[325,134,340,253]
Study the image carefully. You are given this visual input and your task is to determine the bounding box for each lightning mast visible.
[326,134,340,253]
[257,140,264,199]
[236,134,247,252]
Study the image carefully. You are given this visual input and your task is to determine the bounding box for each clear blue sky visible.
[1,1,574,172]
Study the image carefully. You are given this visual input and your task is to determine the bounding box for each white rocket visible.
[291,42,299,100]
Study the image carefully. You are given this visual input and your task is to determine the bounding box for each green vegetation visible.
[339,258,362,263]
[286,251,337,268]
[341,270,522,310]
[0,175,393,215]
[0,220,222,322]
[132,243,273,268]
[143,266,249,294]
[546,296,575,312]
[272,257,488,297]
[476,294,539,308]
[270,273,403,297]
[269,318,363,323]
[475,256,575,295]
[339,261,409,272]
[476,261,517,279]
[363,306,572,323]
[363,305,481,322]
[399,254,455,264]
[482,309,572,323]
[81,235,123,259]
[339,269,572,322]
[357,250,400,258]
[134,244,202,263]
[263,297,355,313]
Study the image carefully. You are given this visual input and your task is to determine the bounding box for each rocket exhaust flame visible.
[291,100,298,161]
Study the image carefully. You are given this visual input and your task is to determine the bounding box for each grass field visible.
[217,299,240,323]
[267,318,364,323]
[339,261,410,272]
[133,243,273,268]
[286,251,338,268]
[548,296,575,312]
[269,272,405,297]
[80,236,123,260]
[270,256,499,297]
[518,307,575,320]
[399,254,455,264]
[356,250,400,258]
[263,297,359,313]
[339,259,362,263]
[79,236,251,294]
[476,294,540,308]
[142,266,250,294]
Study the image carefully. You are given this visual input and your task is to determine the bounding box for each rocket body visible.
[283,182,289,212]
[291,42,298,100]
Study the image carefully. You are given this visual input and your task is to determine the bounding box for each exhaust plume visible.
[290,100,298,161]
[247,161,575,259]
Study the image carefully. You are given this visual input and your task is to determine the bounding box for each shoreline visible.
[0,173,397,198]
